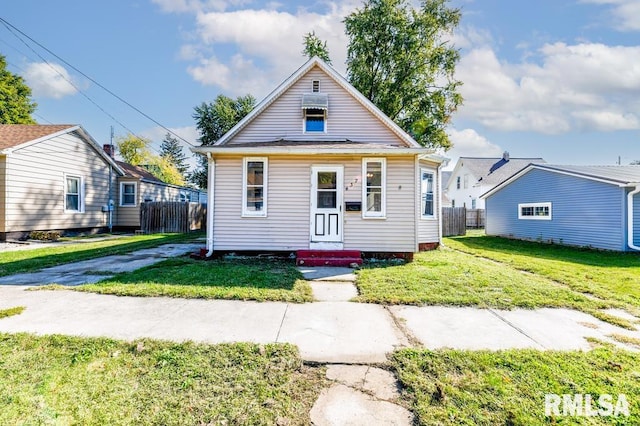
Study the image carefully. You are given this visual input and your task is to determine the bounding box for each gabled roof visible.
[0,124,124,174]
[204,56,422,150]
[116,161,164,184]
[0,124,76,150]
[482,164,640,199]
[450,156,545,189]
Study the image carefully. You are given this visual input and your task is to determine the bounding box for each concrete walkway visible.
[1,256,639,425]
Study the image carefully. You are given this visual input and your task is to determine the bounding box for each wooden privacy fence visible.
[140,202,205,234]
[466,209,486,229]
[441,207,466,237]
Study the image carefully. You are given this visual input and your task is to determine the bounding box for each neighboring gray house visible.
[483,164,640,252]
[0,124,201,239]
[446,152,545,209]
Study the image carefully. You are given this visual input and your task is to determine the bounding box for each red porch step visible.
[296,250,363,267]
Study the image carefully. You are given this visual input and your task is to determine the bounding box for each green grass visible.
[0,233,202,277]
[70,257,313,303]
[355,247,613,311]
[392,345,640,425]
[445,233,640,308]
[0,306,25,318]
[0,333,327,425]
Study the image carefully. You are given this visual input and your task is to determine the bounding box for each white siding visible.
[446,163,486,209]
[418,159,440,244]
[4,132,112,233]
[227,67,406,146]
[212,155,422,252]
[0,156,6,232]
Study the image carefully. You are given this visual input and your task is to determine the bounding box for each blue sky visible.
[1,0,639,171]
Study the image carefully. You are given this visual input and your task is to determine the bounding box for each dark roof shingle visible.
[460,157,546,187]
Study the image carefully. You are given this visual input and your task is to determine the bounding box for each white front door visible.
[310,166,343,244]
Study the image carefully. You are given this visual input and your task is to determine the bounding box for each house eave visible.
[191,146,435,157]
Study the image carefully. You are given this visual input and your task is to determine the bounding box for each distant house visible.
[193,57,447,259]
[483,164,640,252]
[446,152,545,209]
[0,124,201,240]
[441,171,453,208]
[114,161,201,228]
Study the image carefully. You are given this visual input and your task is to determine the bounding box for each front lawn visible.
[355,234,639,327]
[445,233,640,308]
[0,233,202,277]
[73,257,313,303]
[392,345,640,425]
[0,333,327,425]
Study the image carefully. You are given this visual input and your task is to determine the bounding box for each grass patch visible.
[392,346,640,425]
[0,233,201,277]
[0,306,25,319]
[445,234,640,309]
[68,257,313,303]
[0,333,327,425]
[609,334,640,350]
[355,247,611,313]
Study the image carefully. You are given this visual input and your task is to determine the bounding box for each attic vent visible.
[301,93,328,111]
[312,80,320,92]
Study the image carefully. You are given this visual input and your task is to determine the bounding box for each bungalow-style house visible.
[115,160,202,228]
[193,57,446,263]
[483,164,640,252]
[0,124,200,240]
[446,152,545,209]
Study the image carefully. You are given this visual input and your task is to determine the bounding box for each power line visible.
[0,16,196,147]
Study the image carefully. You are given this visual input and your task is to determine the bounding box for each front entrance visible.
[310,166,343,247]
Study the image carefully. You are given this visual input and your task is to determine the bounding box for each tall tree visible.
[631,160,640,165]
[160,132,189,179]
[344,0,462,149]
[116,134,185,186]
[0,54,37,124]
[191,94,256,189]
[302,31,332,64]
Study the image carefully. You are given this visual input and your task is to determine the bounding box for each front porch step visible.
[296,250,363,267]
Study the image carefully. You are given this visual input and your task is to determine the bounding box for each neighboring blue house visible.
[482,164,640,252]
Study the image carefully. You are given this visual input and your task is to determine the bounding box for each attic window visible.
[312,80,320,92]
[302,93,328,133]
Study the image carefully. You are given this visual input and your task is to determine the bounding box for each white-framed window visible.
[304,108,326,132]
[64,174,84,213]
[243,157,267,217]
[120,182,137,207]
[518,202,552,220]
[463,174,469,189]
[456,176,461,189]
[471,198,477,209]
[421,168,436,218]
[362,158,386,218]
[312,80,320,92]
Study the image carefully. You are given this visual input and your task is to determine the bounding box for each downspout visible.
[437,161,444,246]
[206,153,215,257]
[627,184,640,251]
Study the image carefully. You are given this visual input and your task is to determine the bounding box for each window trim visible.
[119,181,138,207]
[64,174,85,213]
[303,108,327,133]
[518,202,552,220]
[420,168,437,220]
[456,176,461,189]
[362,158,386,219]
[242,157,268,217]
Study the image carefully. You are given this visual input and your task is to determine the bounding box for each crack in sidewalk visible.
[487,308,547,349]
[275,303,289,343]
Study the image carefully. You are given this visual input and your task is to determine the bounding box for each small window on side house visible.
[421,169,435,218]
[243,157,267,217]
[463,174,469,189]
[456,176,461,189]
[120,182,137,206]
[65,175,84,212]
[362,158,386,218]
[518,202,552,220]
[312,80,320,92]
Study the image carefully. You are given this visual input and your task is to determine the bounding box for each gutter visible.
[628,184,640,251]
[206,153,215,257]
[192,146,433,156]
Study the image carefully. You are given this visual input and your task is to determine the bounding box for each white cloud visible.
[581,0,640,31]
[152,0,251,13]
[456,42,640,133]
[23,62,78,99]
[445,129,502,168]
